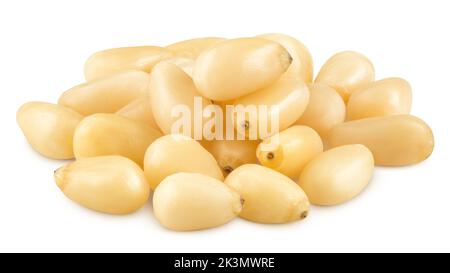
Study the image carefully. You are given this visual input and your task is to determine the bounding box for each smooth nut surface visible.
[326,115,434,166]
[294,83,346,137]
[59,70,151,115]
[257,125,323,179]
[149,61,212,137]
[193,38,292,101]
[153,172,242,231]
[225,164,310,224]
[84,46,172,80]
[298,144,374,206]
[166,37,225,59]
[55,156,150,214]
[315,51,375,101]
[116,97,161,132]
[73,113,162,166]
[17,102,83,159]
[143,134,224,190]
[347,77,412,120]
[163,57,195,77]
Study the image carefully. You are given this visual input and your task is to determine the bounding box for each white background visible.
[1,0,449,253]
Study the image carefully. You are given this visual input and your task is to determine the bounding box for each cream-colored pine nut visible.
[17,102,83,159]
[84,46,173,81]
[149,61,213,137]
[315,51,375,101]
[225,164,309,224]
[143,134,223,190]
[116,97,161,132]
[193,38,292,101]
[59,70,151,115]
[326,115,434,166]
[258,33,313,83]
[153,172,242,231]
[294,83,346,137]
[347,77,412,120]
[73,113,162,166]
[55,156,150,214]
[298,144,374,206]
[257,125,323,179]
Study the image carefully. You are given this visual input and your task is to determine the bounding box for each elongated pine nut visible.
[55,156,150,214]
[298,145,374,205]
[59,70,151,115]
[73,113,162,166]
[315,51,375,101]
[326,115,434,166]
[84,46,172,80]
[347,77,412,120]
[225,164,310,224]
[17,102,83,159]
[143,134,224,190]
[153,172,242,231]
[193,38,292,101]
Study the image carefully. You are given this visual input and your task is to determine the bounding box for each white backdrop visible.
[1,0,449,252]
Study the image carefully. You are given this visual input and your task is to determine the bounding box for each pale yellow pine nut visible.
[73,113,162,166]
[257,125,323,179]
[294,83,346,137]
[18,34,437,227]
[347,77,412,120]
[201,139,259,176]
[116,97,161,132]
[298,144,374,206]
[17,102,83,159]
[163,57,195,77]
[55,156,150,214]
[315,51,375,101]
[149,61,213,137]
[59,70,150,115]
[193,38,292,101]
[225,164,310,224]
[258,33,313,82]
[166,37,225,59]
[233,78,310,139]
[84,46,173,81]
[326,115,434,166]
[153,172,242,231]
[143,134,224,190]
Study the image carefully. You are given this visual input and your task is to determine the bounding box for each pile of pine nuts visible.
[17,34,434,231]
